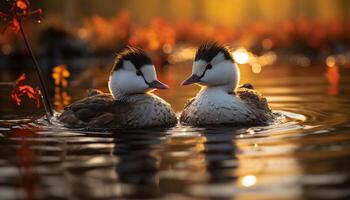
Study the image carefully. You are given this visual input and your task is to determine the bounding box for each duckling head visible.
[182,42,240,90]
[108,47,168,98]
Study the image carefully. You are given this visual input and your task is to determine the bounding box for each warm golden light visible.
[52,65,70,88]
[52,65,71,110]
[326,56,336,67]
[162,43,173,54]
[247,129,255,135]
[233,48,250,64]
[242,175,257,187]
[168,47,196,63]
[252,63,262,74]
[325,64,340,95]
[77,28,89,39]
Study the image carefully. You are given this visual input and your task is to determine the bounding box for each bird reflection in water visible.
[113,129,167,198]
[201,128,239,184]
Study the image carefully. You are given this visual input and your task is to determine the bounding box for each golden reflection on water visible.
[54,88,71,110]
[325,64,340,96]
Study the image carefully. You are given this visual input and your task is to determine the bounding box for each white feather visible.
[108,70,148,98]
[192,60,207,77]
[186,87,254,124]
[200,60,239,89]
[123,60,137,71]
[123,94,177,127]
[140,64,157,83]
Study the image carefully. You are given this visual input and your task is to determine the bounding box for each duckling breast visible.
[131,94,177,127]
[180,88,275,126]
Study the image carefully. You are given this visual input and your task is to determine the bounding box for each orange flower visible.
[10,73,40,107]
[16,0,29,11]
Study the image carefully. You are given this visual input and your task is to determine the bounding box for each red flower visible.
[11,73,41,107]
[0,0,43,33]
[10,17,20,32]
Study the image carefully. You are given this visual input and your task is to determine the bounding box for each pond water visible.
[0,62,350,199]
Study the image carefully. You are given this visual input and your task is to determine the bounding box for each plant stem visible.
[17,17,53,116]
[38,90,51,124]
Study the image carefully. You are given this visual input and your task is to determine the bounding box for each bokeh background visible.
[0,0,349,116]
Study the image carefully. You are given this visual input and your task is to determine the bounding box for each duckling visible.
[180,42,275,126]
[59,47,177,129]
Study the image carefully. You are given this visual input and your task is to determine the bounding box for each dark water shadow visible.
[112,129,169,198]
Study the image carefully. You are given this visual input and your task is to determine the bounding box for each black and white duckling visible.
[180,42,275,126]
[59,47,177,129]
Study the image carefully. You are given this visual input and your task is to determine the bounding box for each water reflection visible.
[325,64,340,96]
[113,130,166,198]
[202,128,239,184]
[11,128,39,200]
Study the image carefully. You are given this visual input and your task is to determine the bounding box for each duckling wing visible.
[236,87,274,123]
[236,87,270,111]
[58,93,132,128]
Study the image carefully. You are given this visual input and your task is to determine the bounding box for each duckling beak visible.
[149,80,169,89]
[181,74,200,85]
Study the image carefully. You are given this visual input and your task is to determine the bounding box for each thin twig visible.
[38,90,51,124]
[17,16,53,116]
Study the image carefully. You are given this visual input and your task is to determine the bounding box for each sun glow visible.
[242,175,257,187]
[233,48,250,64]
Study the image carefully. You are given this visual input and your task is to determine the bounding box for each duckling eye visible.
[206,64,212,70]
[136,71,142,76]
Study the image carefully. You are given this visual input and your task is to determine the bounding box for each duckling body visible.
[180,86,274,126]
[59,47,177,129]
[180,42,274,126]
[59,91,177,129]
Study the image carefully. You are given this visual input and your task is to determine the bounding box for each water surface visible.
[0,63,350,199]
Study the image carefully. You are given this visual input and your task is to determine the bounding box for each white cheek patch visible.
[140,64,157,83]
[109,70,148,97]
[192,60,206,76]
[210,52,226,66]
[123,60,137,71]
[201,60,237,87]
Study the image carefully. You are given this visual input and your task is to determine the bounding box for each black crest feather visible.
[195,42,233,62]
[112,46,152,71]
